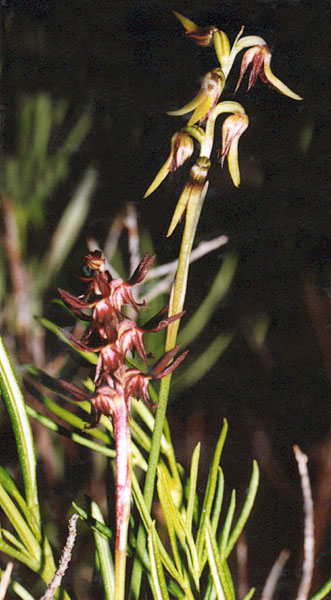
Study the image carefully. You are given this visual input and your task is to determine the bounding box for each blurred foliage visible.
[0,93,96,362]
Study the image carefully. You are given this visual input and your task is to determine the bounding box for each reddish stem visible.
[112,399,131,600]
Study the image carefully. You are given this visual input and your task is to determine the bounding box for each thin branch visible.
[1,195,32,359]
[0,562,13,600]
[261,549,290,600]
[104,211,125,261]
[294,445,315,600]
[39,513,79,600]
[147,234,228,279]
[124,203,141,273]
[143,272,175,304]
[236,532,248,599]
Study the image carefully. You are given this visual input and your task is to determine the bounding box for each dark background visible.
[2,0,330,597]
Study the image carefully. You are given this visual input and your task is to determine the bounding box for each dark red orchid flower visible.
[109,253,155,313]
[117,306,185,362]
[125,345,189,408]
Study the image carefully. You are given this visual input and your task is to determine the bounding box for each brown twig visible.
[261,549,290,600]
[147,234,228,279]
[0,562,13,600]
[294,445,315,600]
[1,195,31,359]
[236,532,248,599]
[104,211,126,261]
[124,202,141,274]
[39,513,79,600]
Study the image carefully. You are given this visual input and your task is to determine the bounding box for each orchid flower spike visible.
[220,113,249,187]
[235,42,302,101]
[167,68,225,126]
[143,131,194,198]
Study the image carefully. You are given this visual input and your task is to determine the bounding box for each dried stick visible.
[104,212,126,261]
[294,445,315,600]
[0,562,13,600]
[39,513,79,600]
[124,202,141,273]
[147,234,229,279]
[261,549,290,600]
[1,195,32,358]
[143,272,175,304]
[236,532,248,599]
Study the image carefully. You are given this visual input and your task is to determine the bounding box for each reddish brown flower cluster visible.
[58,250,187,427]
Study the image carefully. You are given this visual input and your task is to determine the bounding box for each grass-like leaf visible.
[0,466,38,537]
[131,471,182,585]
[197,420,228,566]
[186,442,200,531]
[219,490,236,560]
[0,483,41,559]
[309,578,331,600]
[211,468,224,535]
[35,317,98,364]
[174,333,234,395]
[0,335,40,530]
[225,460,259,559]
[205,518,235,600]
[148,521,171,600]
[205,518,226,600]
[91,500,115,600]
[26,405,116,458]
[241,588,256,600]
[73,501,113,541]
[157,464,200,590]
[156,466,184,578]
[40,168,96,289]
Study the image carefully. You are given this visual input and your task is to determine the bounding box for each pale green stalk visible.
[130,181,208,599]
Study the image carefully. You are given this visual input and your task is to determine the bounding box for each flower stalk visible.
[131,10,302,598]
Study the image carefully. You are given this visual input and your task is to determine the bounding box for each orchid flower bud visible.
[167,156,210,237]
[167,68,225,127]
[173,11,218,46]
[235,42,302,101]
[143,132,194,198]
[220,113,249,187]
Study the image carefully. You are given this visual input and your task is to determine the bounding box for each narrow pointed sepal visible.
[173,11,199,32]
[263,52,303,100]
[166,186,191,237]
[167,88,207,118]
[143,154,174,199]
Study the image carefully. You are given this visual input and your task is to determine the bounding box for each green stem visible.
[129,182,207,599]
